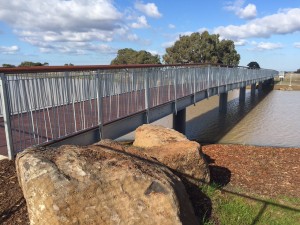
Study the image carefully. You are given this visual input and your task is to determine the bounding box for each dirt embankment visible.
[274,73,300,90]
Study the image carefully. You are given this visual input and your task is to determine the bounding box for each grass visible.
[201,184,300,225]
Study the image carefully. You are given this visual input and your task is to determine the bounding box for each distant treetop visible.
[18,61,49,67]
[247,61,260,69]
[111,48,161,65]
[2,64,16,68]
[162,31,240,66]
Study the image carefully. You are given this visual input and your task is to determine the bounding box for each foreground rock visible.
[133,124,210,185]
[16,144,198,225]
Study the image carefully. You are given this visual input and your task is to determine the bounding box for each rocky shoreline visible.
[0,135,299,224]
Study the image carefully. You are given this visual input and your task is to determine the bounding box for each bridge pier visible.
[173,108,186,134]
[239,86,246,102]
[219,92,228,113]
[258,82,263,93]
[251,83,256,96]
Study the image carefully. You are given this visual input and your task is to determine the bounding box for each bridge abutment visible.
[219,92,228,113]
[173,108,186,134]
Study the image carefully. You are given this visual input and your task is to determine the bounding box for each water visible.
[120,90,300,148]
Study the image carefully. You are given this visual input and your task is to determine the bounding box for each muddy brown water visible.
[120,89,300,148]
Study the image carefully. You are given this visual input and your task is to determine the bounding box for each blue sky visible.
[0,0,299,71]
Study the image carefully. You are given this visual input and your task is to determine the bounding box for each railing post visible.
[217,66,220,95]
[174,68,178,115]
[207,65,210,98]
[64,71,71,104]
[144,68,150,123]
[96,72,103,139]
[193,67,196,105]
[0,74,14,159]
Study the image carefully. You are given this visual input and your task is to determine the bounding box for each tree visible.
[2,64,16,68]
[247,61,260,69]
[111,48,161,65]
[163,31,240,66]
[18,61,49,67]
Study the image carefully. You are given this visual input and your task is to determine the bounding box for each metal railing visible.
[0,64,278,159]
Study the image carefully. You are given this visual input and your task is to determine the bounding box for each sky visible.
[0,0,299,71]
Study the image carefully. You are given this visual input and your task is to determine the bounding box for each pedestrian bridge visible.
[0,64,278,159]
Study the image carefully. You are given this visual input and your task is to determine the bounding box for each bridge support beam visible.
[219,92,228,113]
[173,108,186,134]
[251,83,256,96]
[239,86,246,102]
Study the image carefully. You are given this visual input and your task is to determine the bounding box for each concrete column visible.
[258,82,263,93]
[219,92,228,113]
[251,83,256,96]
[173,108,186,134]
[239,86,246,102]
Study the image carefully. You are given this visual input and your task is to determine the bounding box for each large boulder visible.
[133,124,187,148]
[133,124,210,185]
[144,141,210,185]
[16,144,198,225]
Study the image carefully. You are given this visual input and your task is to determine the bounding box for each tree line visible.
[112,31,240,66]
[2,62,74,68]
[2,31,263,68]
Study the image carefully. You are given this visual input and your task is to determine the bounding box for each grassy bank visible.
[201,184,300,225]
[201,144,300,225]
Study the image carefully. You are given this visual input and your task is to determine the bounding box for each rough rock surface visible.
[145,141,210,185]
[133,124,187,148]
[133,125,210,185]
[16,144,198,225]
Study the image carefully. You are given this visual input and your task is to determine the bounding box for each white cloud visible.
[239,4,257,19]
[234,39,247,46]
[131,16,150,29]
[0,0,139,53]
[168,24,176,29]
[0,45,19,54]
[225,0,257,20]
[294,42,300,48]
[215,8,300,40]
[40,42,116,55]
[252,42,283,51]
[134,1,162,18]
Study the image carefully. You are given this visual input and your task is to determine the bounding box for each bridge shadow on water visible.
[186,88,273,143]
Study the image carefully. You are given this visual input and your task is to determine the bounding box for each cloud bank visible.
[0,0,161,53]
[215,8,300,40]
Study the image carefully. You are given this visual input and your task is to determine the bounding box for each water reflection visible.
[186,89,270,142]
[120,90,300,148]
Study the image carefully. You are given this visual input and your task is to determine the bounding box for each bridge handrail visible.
[0,64,278,158]
[0,63,275,74]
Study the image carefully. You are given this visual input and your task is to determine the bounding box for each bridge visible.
[0,64,278,159]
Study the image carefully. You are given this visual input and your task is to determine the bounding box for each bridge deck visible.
[0,64,278,158]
